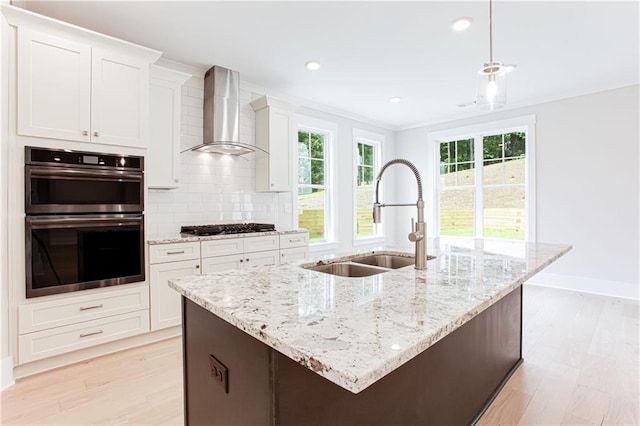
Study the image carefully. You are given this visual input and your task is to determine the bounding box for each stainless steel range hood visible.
[187,65,265,155]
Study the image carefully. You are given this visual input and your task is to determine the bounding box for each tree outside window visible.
[355,140,380,238]
[439,131,527,240]
[298,129,329,241]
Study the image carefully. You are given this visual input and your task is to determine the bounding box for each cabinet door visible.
[245,250,280,268]
[17,28,91,142]
[148,70,186,188]
[91,48,148,148]
[267,107,292,191]
[281,247,309,263]
[201,254,244,274]
[150,259,200,330]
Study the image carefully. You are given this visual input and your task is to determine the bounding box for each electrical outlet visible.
[209,354,229,393]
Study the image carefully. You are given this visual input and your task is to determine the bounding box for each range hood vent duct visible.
[185,65,266,156]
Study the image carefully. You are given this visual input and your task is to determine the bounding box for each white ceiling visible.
[21,1,640,130]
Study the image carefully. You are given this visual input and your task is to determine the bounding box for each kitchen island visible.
[169,239,571,425]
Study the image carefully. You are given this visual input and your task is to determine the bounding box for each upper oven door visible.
[26,166,144,214]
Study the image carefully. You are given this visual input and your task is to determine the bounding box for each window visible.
[432,116,535,241]
[297,123,333,243]
[353,129,383,240]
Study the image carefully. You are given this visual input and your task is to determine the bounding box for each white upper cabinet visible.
[17,28,92,142]
[7,6,162,149]
[148,65,191,189]
[251,95,294,192]
[91,48,149,147]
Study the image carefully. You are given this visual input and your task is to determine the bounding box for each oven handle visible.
[26,214,144,228]
[27,166,142,182]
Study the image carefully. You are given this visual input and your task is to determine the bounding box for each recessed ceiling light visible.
[452,17,473,31]
[305,60,321,71]
[390,97,401,104]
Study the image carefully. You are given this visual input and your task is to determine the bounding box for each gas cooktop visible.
[180,223,276,236]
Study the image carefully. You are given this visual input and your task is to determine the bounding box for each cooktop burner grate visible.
[180,223,276,236]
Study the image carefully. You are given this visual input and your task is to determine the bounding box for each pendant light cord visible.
[489,0,493,65]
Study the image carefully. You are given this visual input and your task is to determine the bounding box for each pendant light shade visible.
[477,62,507,110]
[476,0,513,110]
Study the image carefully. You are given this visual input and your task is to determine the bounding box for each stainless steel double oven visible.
[25,147,145,298]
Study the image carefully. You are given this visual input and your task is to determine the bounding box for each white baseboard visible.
[526,272,639,301]
[1,355,15,391]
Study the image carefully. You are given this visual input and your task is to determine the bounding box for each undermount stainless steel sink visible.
[351,254,415,269]
[302,253,436,277]
[303,262,388,277]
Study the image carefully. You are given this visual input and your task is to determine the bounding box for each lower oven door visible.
[26,214,145,298]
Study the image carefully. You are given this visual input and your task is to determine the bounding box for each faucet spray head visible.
[373,203,382,224]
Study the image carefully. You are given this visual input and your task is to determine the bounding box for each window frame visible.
[352,128,384,244]
[294,115,337,248]
[427,115,536,242]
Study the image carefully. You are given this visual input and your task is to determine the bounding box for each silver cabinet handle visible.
[80,330,103,338]
[79,304,103,311]
[93,131,100,137]
[289,238,301,243]
[82,130,88,136]
[167,250,185,255]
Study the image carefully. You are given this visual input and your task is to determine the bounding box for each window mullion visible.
[474,135,484,238]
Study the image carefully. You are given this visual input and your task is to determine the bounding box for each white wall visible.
[396,86,640,299]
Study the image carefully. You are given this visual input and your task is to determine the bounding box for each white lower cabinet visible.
[19,310,149,364]
[244,249,280,268]
[148,232,309,331]
[149,241,200,331]
[281,247,309,262]
[19,285,149,334]
[279,233,310,262]
[17,284,150,364]
[149,259,200,330]
[201,254,244,274]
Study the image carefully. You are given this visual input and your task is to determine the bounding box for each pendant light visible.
[476,0,514,110]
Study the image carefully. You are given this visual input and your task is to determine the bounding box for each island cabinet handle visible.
[79,304,103,311]
[289,238,301,243]
[245,258,250,262]
[167,250,185,255]
[79,330,103,338]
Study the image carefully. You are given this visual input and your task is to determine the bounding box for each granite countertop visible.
[168,239,571,394]
[147,228,307,245]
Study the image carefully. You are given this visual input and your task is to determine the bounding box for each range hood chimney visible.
[188,65,263,155]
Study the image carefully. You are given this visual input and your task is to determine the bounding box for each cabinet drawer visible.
[201,238,244,258]
[149,241,200,264]
[19,285,149,334]
[279,233,309,249]
[281,247,309,263]
[244,235,279,253]
[19,310,149,364]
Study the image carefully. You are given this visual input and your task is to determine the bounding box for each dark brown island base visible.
[182,286,522,426]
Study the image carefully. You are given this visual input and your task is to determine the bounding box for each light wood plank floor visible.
[2,285,638,425]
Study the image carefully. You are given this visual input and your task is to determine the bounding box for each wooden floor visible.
[1,285,638,425]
